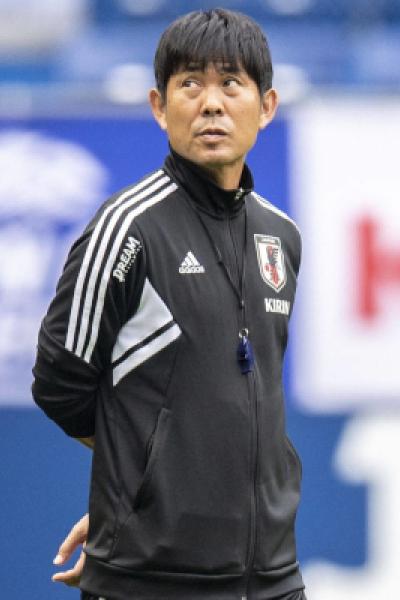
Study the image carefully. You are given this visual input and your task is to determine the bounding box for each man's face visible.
[150,63,277,179]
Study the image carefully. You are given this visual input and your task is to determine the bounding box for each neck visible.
[198,161,245,190]
[164,150,254,218]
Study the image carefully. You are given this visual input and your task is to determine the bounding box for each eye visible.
[181,79,200,88]
[223,77,240,88]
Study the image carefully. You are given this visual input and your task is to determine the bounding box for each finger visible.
[53,514,89,565]
[52,550,86,587]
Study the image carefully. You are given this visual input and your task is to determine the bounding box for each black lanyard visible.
[186,199,254,375]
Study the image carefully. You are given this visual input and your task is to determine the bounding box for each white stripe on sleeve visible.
[75,176,171,357]
[113,324,181,386]
[83,182,177,363]
[65,170,165,351]
[112,278,174,363]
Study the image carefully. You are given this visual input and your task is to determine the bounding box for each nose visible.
[201,86,224,116]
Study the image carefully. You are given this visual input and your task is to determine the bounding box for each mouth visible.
[196,128,228,142]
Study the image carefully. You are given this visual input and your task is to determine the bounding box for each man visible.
[33,8,306,600]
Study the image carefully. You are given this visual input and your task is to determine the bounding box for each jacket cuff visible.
[32,324,99,438]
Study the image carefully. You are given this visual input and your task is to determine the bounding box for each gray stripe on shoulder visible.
[251,192,301,235]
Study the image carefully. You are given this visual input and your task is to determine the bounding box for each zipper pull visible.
[237,328,254,374]
[235,187,244,201]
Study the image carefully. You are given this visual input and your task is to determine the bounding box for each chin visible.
[194,150,236,167]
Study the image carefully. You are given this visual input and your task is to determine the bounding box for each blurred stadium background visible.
[0,1,399,598]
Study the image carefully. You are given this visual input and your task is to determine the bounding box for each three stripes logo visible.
[179,251,205,274]
[65,170,177,364]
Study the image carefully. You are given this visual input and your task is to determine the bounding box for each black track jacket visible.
[32,150,304,600]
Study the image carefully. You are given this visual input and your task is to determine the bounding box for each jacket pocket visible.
[133,406,170,510]
[285,435,302,482]
[254,435,303,572]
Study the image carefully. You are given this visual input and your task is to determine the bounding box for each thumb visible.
[53,514,89,565]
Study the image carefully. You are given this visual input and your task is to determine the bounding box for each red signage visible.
[357,216,400,321]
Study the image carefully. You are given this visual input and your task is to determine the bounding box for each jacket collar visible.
[163,147,254,219]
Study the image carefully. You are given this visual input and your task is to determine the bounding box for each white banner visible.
[291,98,400,412]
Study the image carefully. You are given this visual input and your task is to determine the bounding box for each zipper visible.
[227,216,242,291]
[243,370,259,599]
[226,213,259,599]
[182,189,258,595]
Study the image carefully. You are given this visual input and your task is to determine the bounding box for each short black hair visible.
[154,8,273,99]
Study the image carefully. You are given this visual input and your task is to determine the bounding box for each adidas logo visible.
[179,251,205,274]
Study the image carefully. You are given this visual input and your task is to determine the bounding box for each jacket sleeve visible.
[32,208,146,438]
[294,224,302,278]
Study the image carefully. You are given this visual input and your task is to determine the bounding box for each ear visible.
[149,88,167,131]
[259,88,279,131]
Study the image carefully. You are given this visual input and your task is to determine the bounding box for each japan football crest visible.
[254,234,287,292]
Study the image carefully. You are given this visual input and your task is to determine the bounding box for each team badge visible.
[254,234,286,292]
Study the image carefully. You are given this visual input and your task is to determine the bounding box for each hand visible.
[52,513,89,587]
